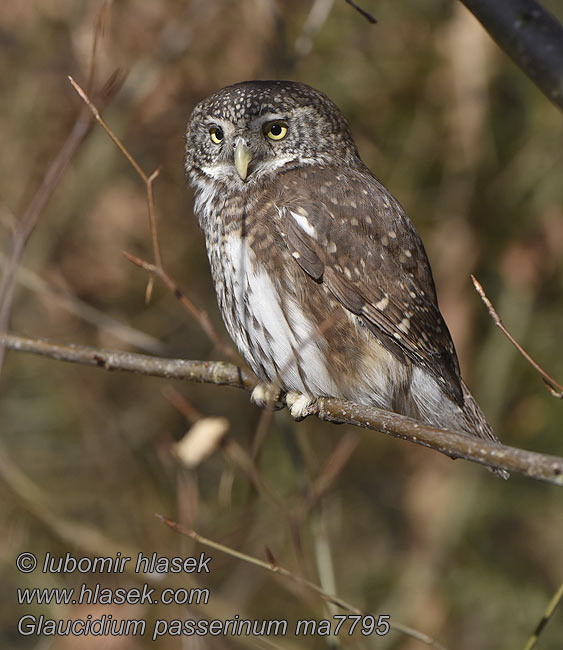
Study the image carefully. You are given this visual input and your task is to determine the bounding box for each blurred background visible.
[1,1,562,648]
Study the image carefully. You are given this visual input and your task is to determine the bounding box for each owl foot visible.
[286,391,318,421]
[251,383,284,411]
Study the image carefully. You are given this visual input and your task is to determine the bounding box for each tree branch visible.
[1,333,254,390]
[459,0,563,110]
[2,333,562,486]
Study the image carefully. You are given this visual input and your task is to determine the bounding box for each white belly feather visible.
[215,233,339,397]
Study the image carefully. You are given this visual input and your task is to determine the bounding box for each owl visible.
[185,80,504,469]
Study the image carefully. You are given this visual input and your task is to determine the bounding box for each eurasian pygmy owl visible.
[185,80,503,470]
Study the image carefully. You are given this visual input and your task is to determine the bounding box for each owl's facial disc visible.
[227,114,294,181]
[200,109,301,183]
[186,81,362,187]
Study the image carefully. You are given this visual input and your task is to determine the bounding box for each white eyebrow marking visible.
[250,113,288,129]
[203,118,235,134]
[289,210,317,239]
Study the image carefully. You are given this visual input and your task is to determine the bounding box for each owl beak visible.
[234,140,252,181]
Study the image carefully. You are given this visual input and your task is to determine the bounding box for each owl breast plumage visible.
[185,80,503,460]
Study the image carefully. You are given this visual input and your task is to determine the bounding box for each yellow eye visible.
[209,126,224,144]
[265,122,288,141]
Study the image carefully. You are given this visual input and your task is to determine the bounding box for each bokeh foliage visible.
[1,1,562,649]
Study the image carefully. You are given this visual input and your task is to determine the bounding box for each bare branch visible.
[69,76,163,269]
[0,72,123,373]
[0,332,253,390]
[472,276,563,398]
[304,433,359,512]
[156,514,450,650]
[0,444,296,650]
[344,0,377,24]
[123,251,236,360]
[2,332,562,485]
[68,77,235,357]
[313,397,561,484]
[0,252,167,355]
[459,0,563,110]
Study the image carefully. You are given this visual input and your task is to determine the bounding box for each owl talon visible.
[286,391,317,420]
[251,383,284,410]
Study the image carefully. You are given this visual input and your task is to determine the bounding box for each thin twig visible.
[68,77,234,356]
[85,1,112,95]
[224,440,291,517]
[68,75,149,183]
[123,251,235,359]
[163,386,203,424]
[68,76,163,268]
[250,401,277,460]
[156,514,450,650]
[0,252,167,354]
[310,502,340,647]
[522,580,563,650]
[304,433,359,512]
[0,72,123,374]
[223,439,311,580]
[146,167,163,273]
[344,0,377,24]
[0,445,300,650]
[2,332,562,485]
[472,275,563,398]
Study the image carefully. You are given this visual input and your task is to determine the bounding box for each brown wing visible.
[272,165,464,406]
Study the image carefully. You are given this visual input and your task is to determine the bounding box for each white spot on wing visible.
[375,295,389,310]
[289,209,317,239]
[398,318,410,333]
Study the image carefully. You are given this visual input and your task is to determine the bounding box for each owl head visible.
[185,80,360,186]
